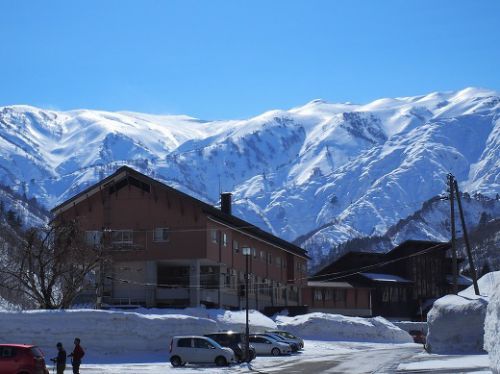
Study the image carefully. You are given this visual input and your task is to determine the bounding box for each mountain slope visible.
[0,87,498,267]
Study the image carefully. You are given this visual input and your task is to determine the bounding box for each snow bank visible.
[0,307,276,360]
[426,271,500,354]
[275,313,413,343]
[115,307,277,332]
[484,276,500,374]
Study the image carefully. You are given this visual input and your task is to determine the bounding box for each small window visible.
[177,338,191,348]
[275,256,282,267]
[154,228,170,242]
[85,231,102,246]
[111,230,133,245]
[267,253,272,265]
[260,250,265,261]
[223,233,228,247]
[233,240,239,253]
[0,346,15,358]
[211,229,218,244]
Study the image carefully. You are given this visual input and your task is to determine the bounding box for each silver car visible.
[266,330,304,349]
[169,336,235,367]
[248,334,292,356]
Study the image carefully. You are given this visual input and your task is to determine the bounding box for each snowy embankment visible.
[0,308,276,360]
[275,313,413,343]
[426,271,500,354]
[0,308,415,362]
[484,276,500,374]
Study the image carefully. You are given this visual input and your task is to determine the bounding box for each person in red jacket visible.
[68,338,85,374]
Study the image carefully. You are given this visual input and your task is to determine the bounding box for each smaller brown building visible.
[52,166,309,310]
[307,240,472,320]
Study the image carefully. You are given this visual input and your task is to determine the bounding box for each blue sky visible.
[1,0,499,119]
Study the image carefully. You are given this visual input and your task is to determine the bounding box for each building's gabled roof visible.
[385,240,450,259]
[51,166,309,259]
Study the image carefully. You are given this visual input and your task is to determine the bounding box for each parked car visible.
[248,334,291,356]
[261,332,299,352]
[409,330,426,344]
[266,330,304,349]
[169,336,235,367]
[204,332,256,362]
[0,344,49,374]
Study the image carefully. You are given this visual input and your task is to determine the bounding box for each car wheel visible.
[215,355,228,366]
[170,355,182,367]
[249,350,256,361]
[271,347,280,356]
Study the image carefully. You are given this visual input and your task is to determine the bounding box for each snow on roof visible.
[307,281,353,288]
[360,272,413,283]
[445,274,473,286]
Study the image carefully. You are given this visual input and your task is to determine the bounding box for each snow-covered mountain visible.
[0,87,499,266]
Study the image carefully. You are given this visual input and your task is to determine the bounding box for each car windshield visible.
[204,337,222,348]
[280,332,297,339]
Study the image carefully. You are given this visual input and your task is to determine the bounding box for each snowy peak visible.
[0,87,499,267]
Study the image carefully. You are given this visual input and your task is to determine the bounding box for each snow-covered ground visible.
[0,306,495,373]
[51,341,492,374]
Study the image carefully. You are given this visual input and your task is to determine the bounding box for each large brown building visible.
[52,166,309,310]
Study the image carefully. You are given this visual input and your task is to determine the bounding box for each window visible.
[194,338,214,349]
[233,240,239,253]
[222,233,227,247]
[314,289,323,301]
[260,250,265,261]
[111,230,133,245]
[267,253,272,265]
[0,346,15,358]
[177,338,191,348]
[211,229,218,244]
[275,256,282,267]
[154,228,169,242]
[252,248,257,258]
[85,231,102,246]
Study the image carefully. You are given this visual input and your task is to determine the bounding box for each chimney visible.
[220,192,232,215]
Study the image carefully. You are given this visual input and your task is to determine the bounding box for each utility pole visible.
[448,174,458,294]
[454,179,480,295]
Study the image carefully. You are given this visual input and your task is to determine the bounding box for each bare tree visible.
[0,219,103,309]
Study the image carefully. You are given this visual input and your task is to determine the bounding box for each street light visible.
[241,246,251,363]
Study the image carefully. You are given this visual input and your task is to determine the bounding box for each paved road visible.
[254,346,421,374]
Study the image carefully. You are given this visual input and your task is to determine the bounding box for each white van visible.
[169,336,235,367]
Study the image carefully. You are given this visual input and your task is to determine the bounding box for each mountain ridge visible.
[0,87,499,266]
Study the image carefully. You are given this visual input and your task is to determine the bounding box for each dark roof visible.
[52,166,309,259]
[386,240,450,259]
[314,251,384,278]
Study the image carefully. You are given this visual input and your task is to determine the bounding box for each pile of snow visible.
[275,313,413,343]
[484,276,500,374]
[118,307,277,332]
[426,271,500,354]
[0,308,275,360]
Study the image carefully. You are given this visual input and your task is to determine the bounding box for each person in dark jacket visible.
[51,342,66,374]
[68,338,85,374]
